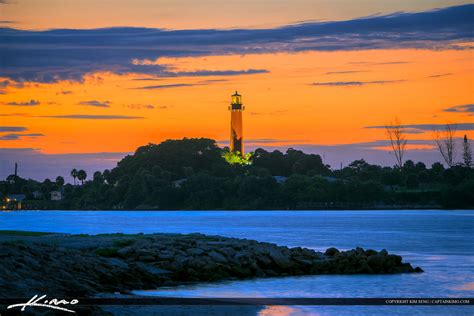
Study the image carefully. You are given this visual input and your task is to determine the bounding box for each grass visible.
[0,230,52,236]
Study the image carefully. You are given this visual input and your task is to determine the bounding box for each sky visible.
[0,0,473,181]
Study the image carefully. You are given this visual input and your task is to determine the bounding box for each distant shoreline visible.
[3,208,473,212]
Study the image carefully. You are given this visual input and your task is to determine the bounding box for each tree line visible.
[1,137,472,210]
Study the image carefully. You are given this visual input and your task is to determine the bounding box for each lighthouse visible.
[229,91,245,156]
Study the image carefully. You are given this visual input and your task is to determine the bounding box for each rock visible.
[268,248,292,269]
[0,232,422,301]
[207,251,227,263]
[186,248,205,255]
[134,262,171,275]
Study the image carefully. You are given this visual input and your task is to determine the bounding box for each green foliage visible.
[222,150,253,165]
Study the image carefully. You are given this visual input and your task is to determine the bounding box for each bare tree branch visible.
[463,134,472,168]
[434,124,457,167]
[386,117,407,169]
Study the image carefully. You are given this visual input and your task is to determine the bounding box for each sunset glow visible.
[1,1,473,179]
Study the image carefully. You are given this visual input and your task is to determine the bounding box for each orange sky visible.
[1,48,472,154]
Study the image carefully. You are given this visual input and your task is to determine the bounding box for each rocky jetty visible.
[0,232,422,298]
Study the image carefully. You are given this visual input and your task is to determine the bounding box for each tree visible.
[93,171,104,184]
[55,176,65,187]
[435,124,457,167]
[462,134,472,168]
[77,170,87,185]
[386,118,407,169]
[70,169,78,185]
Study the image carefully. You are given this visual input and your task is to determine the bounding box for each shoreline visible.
[3,208,473,212]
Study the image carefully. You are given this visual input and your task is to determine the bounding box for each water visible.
[1,210,473,315]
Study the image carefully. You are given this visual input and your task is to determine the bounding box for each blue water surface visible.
[1,210,473,315]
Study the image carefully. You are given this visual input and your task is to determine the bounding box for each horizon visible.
[1,1,473,181]
[0,136,464,183]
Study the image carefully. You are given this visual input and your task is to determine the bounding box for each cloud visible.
[0,113,29,117]
[133,83,198,90]
[2,99,40,106]
[159,69,269,77]
[40,114,144,120]
[57,90,73,95]
[0,20,15,24]
[0,133,44,140]
[429,73,453,78]
[366,122,474,131]
[443,104,474,113]
[78,100,111,107]
[325,70,369,75]
[348,61,410,66]
[126,104,158,110]
[0,79,25,89]
[312,80,404,86]
[218,138,307,145]
[0,126,27,132]
[1,4,472,83]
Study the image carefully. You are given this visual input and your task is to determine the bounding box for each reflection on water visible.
[454,282,474,291]
[1,210,473,315]
[259,306,308,316]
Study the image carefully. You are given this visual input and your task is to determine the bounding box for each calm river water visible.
[1,210,473,315]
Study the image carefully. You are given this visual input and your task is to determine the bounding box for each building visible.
[4,194,26,210]
[228,91,245,156]
[32,190,43,199]
[50,191,62,201]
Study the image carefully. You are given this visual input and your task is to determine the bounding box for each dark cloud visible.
[312,80,404,86]
[429,73,453,78]
[0,126,27,132]
[1,4,472,83]
[0,133,44,140]
[0,80,25,88]
[0,21,16,24]
[160,69,268,77]
[443,104,474,113]
[366,122,474,131]
[40,114,144,120]
[2,99,40,106]
[78,100,111,107]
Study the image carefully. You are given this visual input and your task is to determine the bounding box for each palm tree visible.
[70,169,78,185]
[55,176,65,187]
[77,169,87,185]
